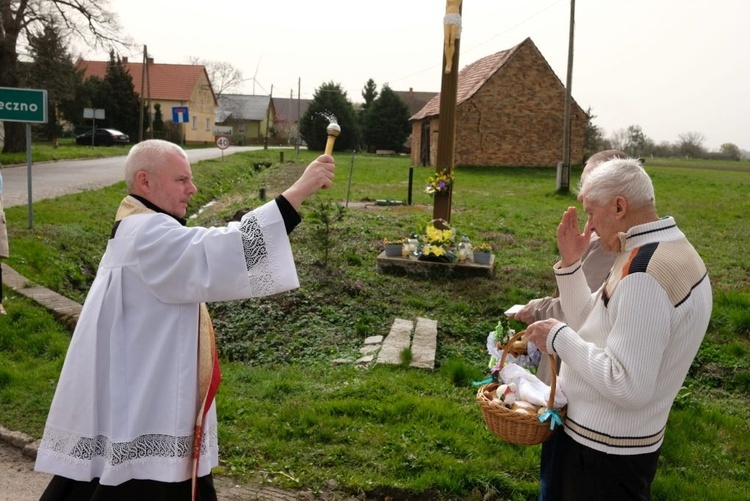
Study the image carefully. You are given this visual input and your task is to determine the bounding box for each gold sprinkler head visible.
[324,122,341,155]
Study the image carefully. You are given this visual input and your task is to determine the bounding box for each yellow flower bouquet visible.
[424,169,454,197]
[418,220,456,263]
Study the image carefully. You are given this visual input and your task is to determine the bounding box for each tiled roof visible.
[410,38,528,121]
[75,59,216,104]
[394,89,439,117]
[217,94,271,122]
[272,96,312,122]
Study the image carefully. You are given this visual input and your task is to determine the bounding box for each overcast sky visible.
[96,0,748,151]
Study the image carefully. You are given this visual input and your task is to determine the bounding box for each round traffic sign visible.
[215,135,230,150]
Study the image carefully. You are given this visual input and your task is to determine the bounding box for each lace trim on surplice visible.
[38,426,218,469]
[239,213,276,295]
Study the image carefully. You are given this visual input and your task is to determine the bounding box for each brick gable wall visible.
[412,41,587,168]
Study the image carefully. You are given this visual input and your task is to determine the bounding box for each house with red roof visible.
[76,57,218,145]
[395,88,438,118]
[410,37,588,168]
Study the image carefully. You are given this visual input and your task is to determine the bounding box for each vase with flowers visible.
[382,237,406,257]
[472,242,493,265]
[424,169,455,197]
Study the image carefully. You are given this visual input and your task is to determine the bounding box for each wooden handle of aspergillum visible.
[324,124,340,156]
[324,135,337,156]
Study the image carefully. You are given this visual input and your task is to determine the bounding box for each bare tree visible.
[1,0,125,153]
[609,128,629,151]
[677,131,706,159]
[625,124,648,158]
[583,106,605,159]
[188,57,243,98]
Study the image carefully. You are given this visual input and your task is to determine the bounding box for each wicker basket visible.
[476,330,567,445]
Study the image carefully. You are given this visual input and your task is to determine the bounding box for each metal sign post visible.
[215,135,230,161]
[83,108,105,147]
[0,87,48,229]
[172,106,189,147]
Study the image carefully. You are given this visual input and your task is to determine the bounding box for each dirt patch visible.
[0,440,52,501]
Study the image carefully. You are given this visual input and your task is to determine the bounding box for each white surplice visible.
[35,197,299,485]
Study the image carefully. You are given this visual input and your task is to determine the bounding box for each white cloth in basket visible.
[499,363,567,409]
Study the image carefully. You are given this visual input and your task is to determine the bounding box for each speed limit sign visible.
[215,135,230,150]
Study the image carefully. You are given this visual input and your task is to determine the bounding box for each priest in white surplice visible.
[36,139,335,500]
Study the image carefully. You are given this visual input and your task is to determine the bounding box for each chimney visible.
[147,57,154,64]
[122,56,128,63]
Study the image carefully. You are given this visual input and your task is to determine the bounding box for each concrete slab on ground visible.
[375,317,438,369]
[410,317,438,369]
[376,318,414,365]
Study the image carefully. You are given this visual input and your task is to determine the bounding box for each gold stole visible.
[114,196,222,500]
[192,304,222,500]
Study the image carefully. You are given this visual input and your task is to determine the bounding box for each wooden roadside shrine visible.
[433,0,463,230]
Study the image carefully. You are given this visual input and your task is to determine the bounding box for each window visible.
[205,118,210,131]
[192,116,197,130]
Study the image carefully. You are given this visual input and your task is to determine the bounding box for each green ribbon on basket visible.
[538,409,563,430]
[472,377,494,387]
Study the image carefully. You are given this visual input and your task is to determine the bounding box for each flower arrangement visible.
[423,220,455,247]
[421,244,448,258]
[424,169,455,197]
[382,238,405,246]
[418,220,456,263]
[382,237,407,257]
[472,242,493,253]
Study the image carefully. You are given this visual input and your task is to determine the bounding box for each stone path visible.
[336,317,438,369]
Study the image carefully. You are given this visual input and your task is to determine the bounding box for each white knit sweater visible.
[547,217,712,455]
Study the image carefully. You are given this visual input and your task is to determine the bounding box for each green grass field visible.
[1,148,749,499]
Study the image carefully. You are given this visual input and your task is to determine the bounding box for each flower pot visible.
[474,252,492,265]
[385,244,404,257]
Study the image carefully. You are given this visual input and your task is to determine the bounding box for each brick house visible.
[409,37,588,168]
[76,57,218,145]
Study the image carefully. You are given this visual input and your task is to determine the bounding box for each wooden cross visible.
[433,0,462,229]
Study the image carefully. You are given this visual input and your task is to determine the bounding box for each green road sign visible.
[0,87,48,123]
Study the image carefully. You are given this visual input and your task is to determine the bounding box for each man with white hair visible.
[526,158,712,499]
[36,139,335,500]
[511,149,629,500]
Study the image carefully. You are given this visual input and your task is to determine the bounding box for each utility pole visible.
[264,85,273,150]
[296,78,301,159]
[139,46,147,142]
[558,0,576,192]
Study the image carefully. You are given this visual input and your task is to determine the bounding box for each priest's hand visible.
[282,154,335,211]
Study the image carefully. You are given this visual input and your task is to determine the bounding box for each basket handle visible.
[498,330,558,410]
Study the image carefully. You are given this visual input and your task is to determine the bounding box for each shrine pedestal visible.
[376,252,495,278]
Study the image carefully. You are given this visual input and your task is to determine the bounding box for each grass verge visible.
[1,150,749,499]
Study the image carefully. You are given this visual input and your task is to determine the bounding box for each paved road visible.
[1,145,263,209]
